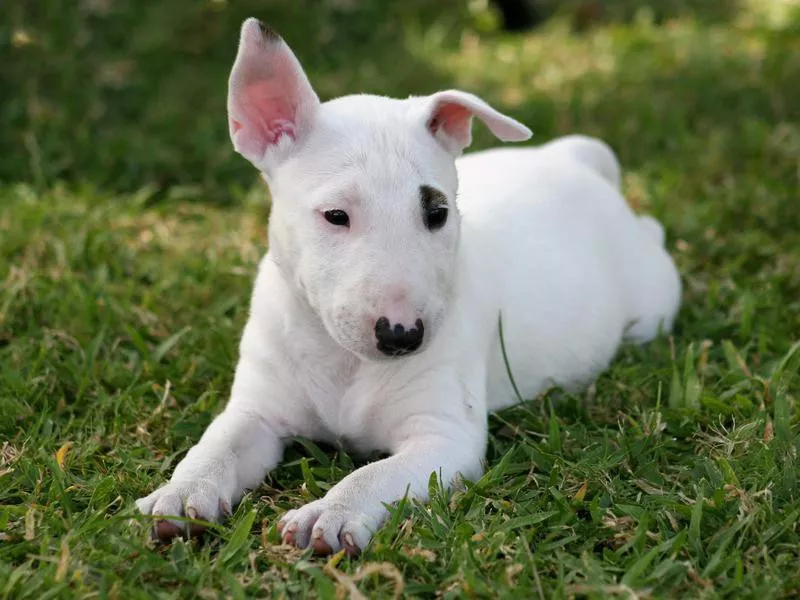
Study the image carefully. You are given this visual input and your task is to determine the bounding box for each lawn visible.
[1,0,799,597]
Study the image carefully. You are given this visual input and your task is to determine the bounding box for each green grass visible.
[2,0,800,597]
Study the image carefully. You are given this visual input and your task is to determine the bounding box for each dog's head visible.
[228,19,531,361]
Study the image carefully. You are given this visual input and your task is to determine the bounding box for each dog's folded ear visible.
[423,90,532,156]
[227,18,320,171]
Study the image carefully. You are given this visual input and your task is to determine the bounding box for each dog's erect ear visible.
[227,18,320,170]
[423,90,532,156]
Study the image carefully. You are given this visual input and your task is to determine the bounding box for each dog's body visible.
[136,19,681,555]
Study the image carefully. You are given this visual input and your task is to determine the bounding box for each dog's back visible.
[454,136,681,408]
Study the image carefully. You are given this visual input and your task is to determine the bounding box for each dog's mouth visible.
[380,347,419,358]
[344,336,429,363]
[369,346,426,362]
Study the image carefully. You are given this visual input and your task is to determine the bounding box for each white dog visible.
[136,18,681,555]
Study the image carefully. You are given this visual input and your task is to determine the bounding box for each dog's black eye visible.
[323,209,350,227]
[425,206,448,230]
[420,185,449,232]
[419,185,448,231]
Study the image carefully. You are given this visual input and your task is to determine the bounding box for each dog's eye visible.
[323,209,350,227]
[424,206,448,231]
[420,185,449,232]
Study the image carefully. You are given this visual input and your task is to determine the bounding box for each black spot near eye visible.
[420,185,449,231]
[323,209,350,227]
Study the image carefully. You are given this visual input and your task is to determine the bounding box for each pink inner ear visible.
[243,81,298,146]
[428,102,473,146]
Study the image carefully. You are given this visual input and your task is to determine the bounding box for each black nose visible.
[375,318,424,356]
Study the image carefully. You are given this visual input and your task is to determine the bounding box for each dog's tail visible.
[548,134,622,189]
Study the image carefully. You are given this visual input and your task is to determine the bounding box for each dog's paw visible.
[277,499,375,556]
[135,479,232,542]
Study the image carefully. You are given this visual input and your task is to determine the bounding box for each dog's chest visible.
[295,362,398,454]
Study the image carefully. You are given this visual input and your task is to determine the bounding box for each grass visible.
[2,0,800,597]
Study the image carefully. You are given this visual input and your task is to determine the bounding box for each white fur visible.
[136,19,681,554]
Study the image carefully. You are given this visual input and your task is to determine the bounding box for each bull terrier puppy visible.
[136,18,681,555]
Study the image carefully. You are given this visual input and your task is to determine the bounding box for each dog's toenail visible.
[343,532,361,555]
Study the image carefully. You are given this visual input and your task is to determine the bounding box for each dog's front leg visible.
[135,354,288,540]
[279,418,486,556]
